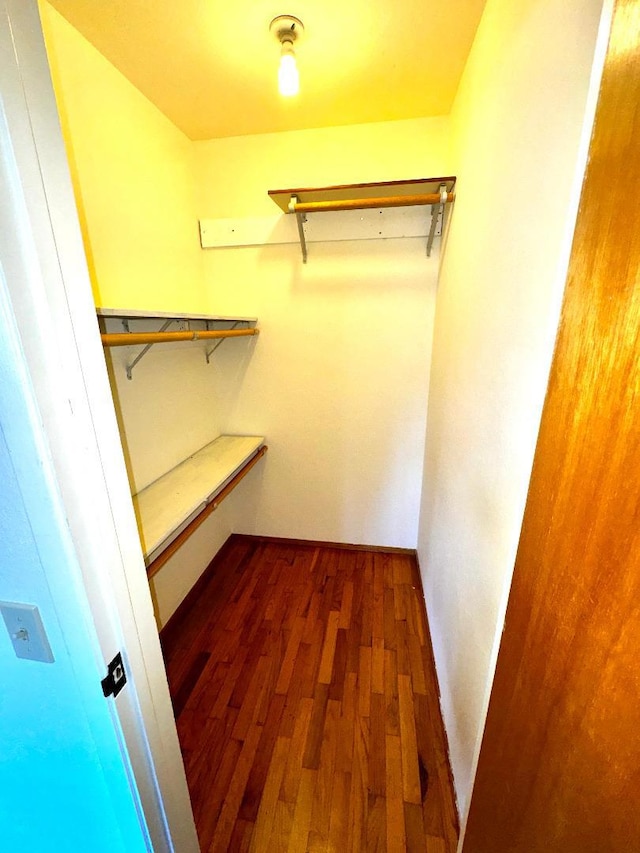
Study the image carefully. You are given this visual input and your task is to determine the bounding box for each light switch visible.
[0,601,54,663]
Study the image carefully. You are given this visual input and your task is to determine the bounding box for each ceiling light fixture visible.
[269,15,304,97]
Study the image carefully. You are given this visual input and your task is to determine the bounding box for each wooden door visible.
[463,1,640,850]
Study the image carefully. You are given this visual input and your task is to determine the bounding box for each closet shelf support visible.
[426,183,449,258]
[271,177,457,263]
[125,319,174,379]
[205,321,242,363]
[289,195,308,263]
[101,328,259,379]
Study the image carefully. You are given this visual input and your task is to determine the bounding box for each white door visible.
[0,2,199,850]
[0,275,153,851]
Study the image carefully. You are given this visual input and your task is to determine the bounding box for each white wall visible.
[416,0,610,826]
[105,338,230,493]
[40,2,205,313]
[41,7,236,628]
[195,118,452,547]
[103,335,256,625]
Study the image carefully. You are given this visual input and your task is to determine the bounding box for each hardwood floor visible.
[161,535,458,852]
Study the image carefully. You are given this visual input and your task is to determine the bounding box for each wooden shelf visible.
[268,177,456,213]
[133,435,266,571]
[268,176,456,261]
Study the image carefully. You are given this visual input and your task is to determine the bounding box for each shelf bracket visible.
[205,321,241,363]
[289,195,308,263]
[126,319,174,380]
[426,183,449,258]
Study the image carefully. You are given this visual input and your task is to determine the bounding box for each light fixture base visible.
[269,15,304,45]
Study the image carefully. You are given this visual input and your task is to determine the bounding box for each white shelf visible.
[97,307,258,323]
[133,435,265,562]
[97,309,260,378]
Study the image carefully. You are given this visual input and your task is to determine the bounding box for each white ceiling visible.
[47,0,487,141]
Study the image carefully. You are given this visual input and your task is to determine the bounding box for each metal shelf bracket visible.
[289,195,308,263]
[126,319,174,379]
[426,183,448,258]
[205,321,242,363]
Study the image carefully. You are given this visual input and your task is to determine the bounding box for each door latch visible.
[101,652,127,698]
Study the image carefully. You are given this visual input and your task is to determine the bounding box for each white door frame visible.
[1,3,199,849]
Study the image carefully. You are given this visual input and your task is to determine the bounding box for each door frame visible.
[1,3,199,849]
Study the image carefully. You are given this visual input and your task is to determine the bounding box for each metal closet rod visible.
[289,192,456,214]
[101,328,259,347]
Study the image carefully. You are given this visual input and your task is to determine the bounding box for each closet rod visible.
[290,192,456,214]
[101,328,259,347]
[146,445,268,580]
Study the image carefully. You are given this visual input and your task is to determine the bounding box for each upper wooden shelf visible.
[268,177,456,261]
[268,176,456,213]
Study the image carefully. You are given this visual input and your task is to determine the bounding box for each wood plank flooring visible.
[161,535,458,852]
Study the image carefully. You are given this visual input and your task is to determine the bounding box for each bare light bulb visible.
[278,43,299,96]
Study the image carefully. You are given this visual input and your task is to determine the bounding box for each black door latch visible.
[101,652,127,698]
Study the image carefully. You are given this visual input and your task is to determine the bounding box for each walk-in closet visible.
[3,0,630,850]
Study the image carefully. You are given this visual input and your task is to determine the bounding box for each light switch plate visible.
[0,601,54,663]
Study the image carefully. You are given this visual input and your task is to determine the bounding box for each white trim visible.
[1,3,199,850]
[199,205,442,249]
